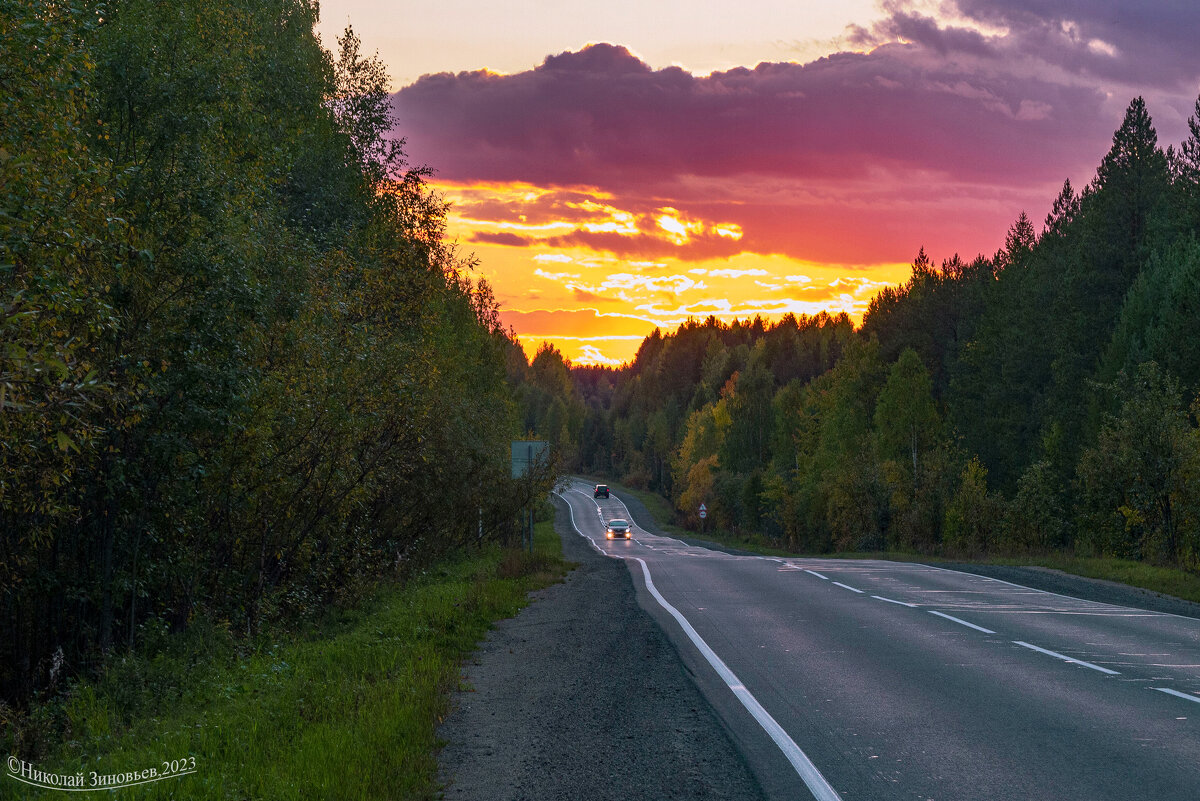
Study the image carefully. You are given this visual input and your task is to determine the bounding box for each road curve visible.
[557,479,1200,801]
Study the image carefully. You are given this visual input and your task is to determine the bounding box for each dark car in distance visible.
[594,484,609,499]
[605,519,631,539]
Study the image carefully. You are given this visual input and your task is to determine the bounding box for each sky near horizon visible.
[317,1,1200,366]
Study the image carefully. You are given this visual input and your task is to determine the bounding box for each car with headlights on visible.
[605,518,631,539]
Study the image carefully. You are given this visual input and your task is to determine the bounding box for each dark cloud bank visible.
[393,1,1198,189]
[391,0,1199,263]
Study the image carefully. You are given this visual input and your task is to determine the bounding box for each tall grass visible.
[2,521,566,800]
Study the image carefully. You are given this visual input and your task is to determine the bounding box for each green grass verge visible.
[976,554,1200,605]
[3,520,566,801]
[595,478,1200,605]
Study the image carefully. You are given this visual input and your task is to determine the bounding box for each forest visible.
[5,0,1199,717]
[528,94,1200,571]
[1,0,553,707]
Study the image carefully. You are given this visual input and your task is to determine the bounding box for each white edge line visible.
[832,582,864,594]
[872,595,917,608]
[928,610,995,634]
[1013,641,1121,675]
[552,489,842,801]
[632,557,841,801]
[1152,687,1200,704]
[554,491,609,557]
[805,569,830,580]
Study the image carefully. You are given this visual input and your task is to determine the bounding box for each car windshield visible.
[608,520,627,526]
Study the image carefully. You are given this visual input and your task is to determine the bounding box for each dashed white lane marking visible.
[1013,641,1121,675]
[928,611,996,634]
[1152,687,1200,704]
[872,595,918,608]
[553,490,843,801]
[563,481,1200,713]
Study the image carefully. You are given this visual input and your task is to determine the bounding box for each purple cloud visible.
[390,9,1200,265]
[393,42,1117,192]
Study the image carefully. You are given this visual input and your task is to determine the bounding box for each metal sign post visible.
[699,503,707,536]
[511,441,548,553]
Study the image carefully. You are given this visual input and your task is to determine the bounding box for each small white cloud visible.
[534,253,574,264]
[600,273,702,294]
[575,345,624,366]
[706,268,769,278]
[534,268,581,282]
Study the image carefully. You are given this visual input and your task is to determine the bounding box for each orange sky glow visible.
[437,179,913,364]
[352,2,1200,367]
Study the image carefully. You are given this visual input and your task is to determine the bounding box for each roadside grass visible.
[3,520,566,801]
[595,478,1200,606]
[973,553,1200,605]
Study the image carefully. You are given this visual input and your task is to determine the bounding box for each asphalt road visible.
[559,479,1200,801]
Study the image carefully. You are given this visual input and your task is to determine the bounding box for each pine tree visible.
[1043,180,1080,238]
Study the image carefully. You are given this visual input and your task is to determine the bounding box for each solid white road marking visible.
[805,569,830,580]
[1152,687,1200,704]
[556,492,609,557]
[632,557,843,801]
[832,582,864,594]
[1013,641,1121,675]
[554,489,843,801]
[872,595,918,608]
[928,611,996,634]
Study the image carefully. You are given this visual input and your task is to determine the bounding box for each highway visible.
[556,480,1200,801]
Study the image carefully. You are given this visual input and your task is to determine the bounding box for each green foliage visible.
[1076,363,1197,565]
[718,345,774,473]
[513,341,586,466]
[4,539,566,798]
[1104,237,1200,393]
[1003,460,1068,552]
[874,348,941,474]
[569,92,1200,577]
[2,0,543,707]
[943,458,1003,555]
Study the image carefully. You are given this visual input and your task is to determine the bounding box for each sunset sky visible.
[318,1,1200,365]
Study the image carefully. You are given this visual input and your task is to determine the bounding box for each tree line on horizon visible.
[1,0,553,708]
[529,94,1200,571]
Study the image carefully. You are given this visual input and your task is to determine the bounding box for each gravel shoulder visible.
[436,496,767,801]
